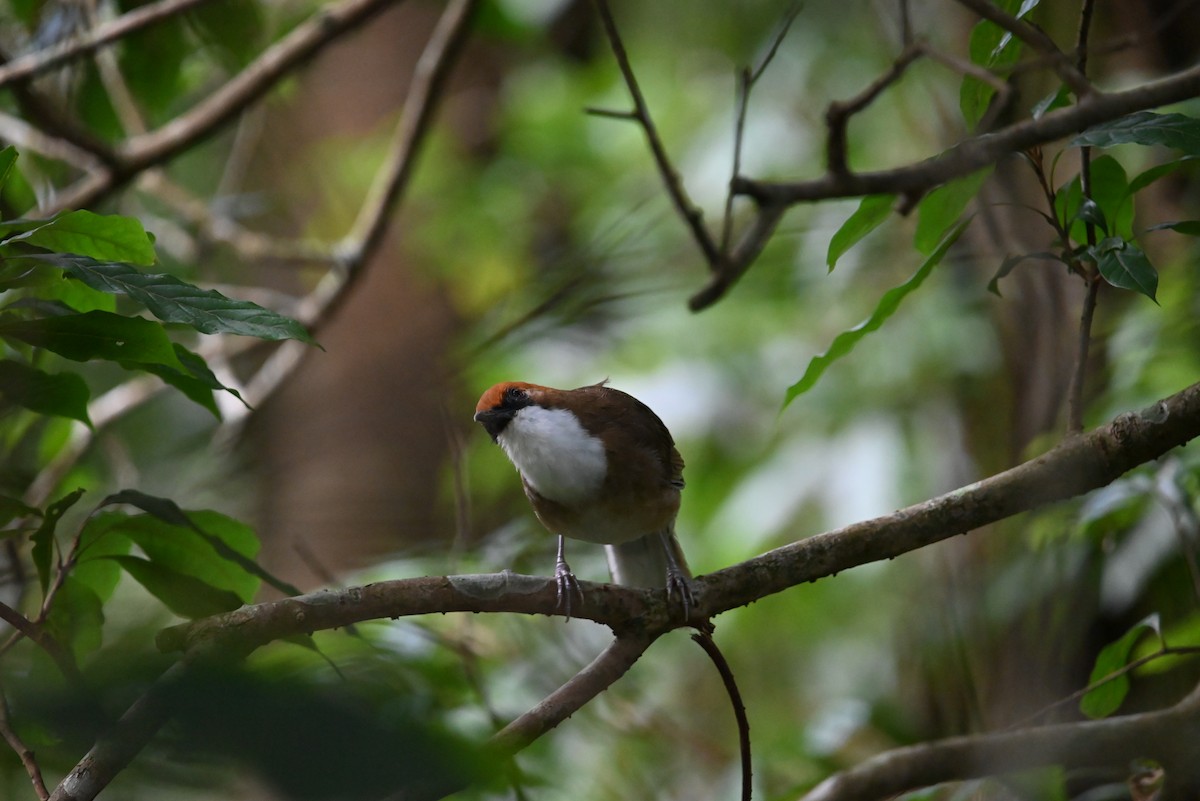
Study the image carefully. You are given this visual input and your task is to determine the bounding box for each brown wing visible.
[572,383,684,490]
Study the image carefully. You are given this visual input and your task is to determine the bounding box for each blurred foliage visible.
[2,0,1200,800]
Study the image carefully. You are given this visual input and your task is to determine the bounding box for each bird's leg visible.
[555,534,584,620]
[659,530,695,619]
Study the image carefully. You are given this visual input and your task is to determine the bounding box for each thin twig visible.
[954,0,1093,97]
[722,1,802,252]
[0,0,215,89]
[1066,0,1100,435]
[42,0,408,214]
[826,44,924,176]
[692,631,752,801]
[0,682,50,801]
[591,0,720,266]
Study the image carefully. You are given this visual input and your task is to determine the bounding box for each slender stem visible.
[693,632,752,801]
[592,0,720,265]
[0,683,50,801]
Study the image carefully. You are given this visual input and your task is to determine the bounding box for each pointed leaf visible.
[1093,237,1158,301]
[43,576,104,661]
[0,494,41,529]
[1081,614,1161,718]
[105,554,243,618]
[827,195,894,270]
[127,342,239,417]
[987,251,1062,296]
[0,310,185,368]
[1128,156,1196,195]
[0,359,91,425]
[30,488,86,593]
[73,513,133,604]
[0,146,17,192]
[1147,220,1200,236]
[37,255,316,344]
[1071,112,1200,154]
[784,220,970,408]
[1031,84,1070,120]
[12,210,156,266]
[914,169,990,254]
[1075,199,1108,234]
[100,490,287,599]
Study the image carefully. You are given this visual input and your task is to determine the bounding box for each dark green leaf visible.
[0,359,91,425]
[784,219,970,408]
[186,0,265,69]
[827,195,895,271]
[43,576,104,661]
[1081,613,1161,718]
[1072,112,1200,153]
[30,488,86,594]
[99,491,282,600]
[0,146,17,191]
[129,343,245,418]
[0,310,184,368]
[0,494,41,529]
[11,210,156,266]
[959,0,1032,126]
[1031,85,1070,119]
[1147,220,1200,236]
[987,251,1061,296]
[915,169,990,254]
[1127,156,1196,195]
[72,513,133,605]
[1054,157,1132,244]
[105,554,243,618]
[43,255,317,344]
[1092,237,1158,301]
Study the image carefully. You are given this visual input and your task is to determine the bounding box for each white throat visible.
[498,406,607,503]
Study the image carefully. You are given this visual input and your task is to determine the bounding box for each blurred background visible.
[3,0,1200,799]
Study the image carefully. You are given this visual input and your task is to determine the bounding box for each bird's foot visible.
[555,556,584,620]
[666,565,695,620]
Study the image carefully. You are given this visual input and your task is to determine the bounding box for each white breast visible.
[498,406,607,504]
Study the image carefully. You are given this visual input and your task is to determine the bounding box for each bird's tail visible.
[605,528,691,589]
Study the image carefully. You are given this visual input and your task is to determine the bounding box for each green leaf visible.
[30,488,86,594]
[0,494,41,529]
[10,210,156,266]
[1054,157,1132,244]
[914,168,990,254]
[1071,112,1200,153]
[784,219,970,408]
[1092,237,1158,301]
[0,146,17,192]
[105,554,243,618]
[1127,156,1197,195]
[99,490,287,600]
[986,251,1061,296]
[43,576,104,661]
[1147,220,1200,236]
[0,310,184,368]
[72,514,132,605]
[959,0,1035,126]
[1081,613,1161,718]
[0,359,91,425]
[42,255,317,344]
[131,342,240,417]
[827,195,894,271]
[1074,199,1108,234]
[1031,84,1070,120]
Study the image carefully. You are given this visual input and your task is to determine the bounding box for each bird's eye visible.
[505,386,527,404]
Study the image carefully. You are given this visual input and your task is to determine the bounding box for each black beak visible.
[474,407,514,442]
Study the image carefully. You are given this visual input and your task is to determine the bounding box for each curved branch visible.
[736,61,1200,206]
[43,0,408,213]
[700,383,1200,615]
[802,682,1200,801]
[490,630,658,754]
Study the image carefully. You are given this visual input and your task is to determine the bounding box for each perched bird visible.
[474,380,693,617]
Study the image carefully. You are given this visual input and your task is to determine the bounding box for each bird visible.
[473,380,693,618]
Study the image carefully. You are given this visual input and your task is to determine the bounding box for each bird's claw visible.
[555,558,584,621]
[666,566,695,620]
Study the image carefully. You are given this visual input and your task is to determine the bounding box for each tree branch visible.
[801,681,1200,801]
[592,0,721,266]
[735,61,1200,206]
[0,0,216,89]
[41,0,408,213]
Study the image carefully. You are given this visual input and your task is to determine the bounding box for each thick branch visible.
[736,62,1200,205]
[802,682,1200,801]
[700,384,1200,614]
